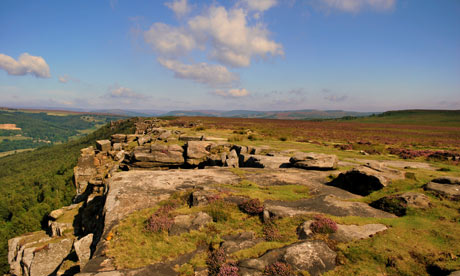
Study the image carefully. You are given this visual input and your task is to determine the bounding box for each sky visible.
[0,0,459,112]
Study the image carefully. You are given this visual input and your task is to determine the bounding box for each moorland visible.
[1,109,459,275]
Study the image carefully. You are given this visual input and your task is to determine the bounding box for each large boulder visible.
[370,192,431,216]
[328,162,404,196]
[74,147,97,195]
[239,240,336,276]
[290,152,338,170]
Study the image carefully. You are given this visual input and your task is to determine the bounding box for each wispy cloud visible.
[318,0,396,13]
[0,53,51,78]
[105,85,148,100]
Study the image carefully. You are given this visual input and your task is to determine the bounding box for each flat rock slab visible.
[265,195,396,218]
[344,158,437,171]
[330,224,388,242]
[104,169,240,235]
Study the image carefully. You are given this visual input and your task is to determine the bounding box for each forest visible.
[0,119,136,274]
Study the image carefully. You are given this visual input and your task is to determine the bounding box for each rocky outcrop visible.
[328,162,404,196]
[239,240,336,276]
[290,152,338,170]
[370,192,431,216]
[185,141,231,167]
[130,144,184,168]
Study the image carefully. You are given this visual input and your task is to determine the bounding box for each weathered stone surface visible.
[102,169,240,238]
[265,194,396,218]
[329,224,388,242]
[232,145,248,155]
[96,140,111,152]
[290,152,338,170]
[111,134,126,143]
[328,162,404,196]
[425,182,460,200]
[74,147,97,195]
[170,212,212,235]
[75,233,94,268]
[239,240,336,276]
[8,232,52,276]
[29,238,73,276]
[283,241,336,275]
[370,192,431,216]
[240,154,290,169]
[132,144,184,167]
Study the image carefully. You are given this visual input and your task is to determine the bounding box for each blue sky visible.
[0,0,459,112]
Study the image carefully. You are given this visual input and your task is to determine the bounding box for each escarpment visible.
[8,118,458,276]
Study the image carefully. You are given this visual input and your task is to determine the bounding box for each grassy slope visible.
[349,110,460,127]
[0,119,135,274]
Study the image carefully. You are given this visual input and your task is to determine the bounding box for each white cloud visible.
[319,0,396,12]
[158,58,239,86]
[0,53,51,78]
[214,88,249,97]
[144,23,196,57]
[238,0,278,12]
[106,85,147,99]
[144,2,282,87]
[165,0,191,17]
[188,6,283,67]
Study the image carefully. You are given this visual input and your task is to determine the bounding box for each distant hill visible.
[347,109,460,127]
[162,109,377,119]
